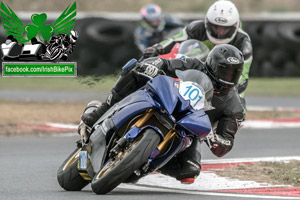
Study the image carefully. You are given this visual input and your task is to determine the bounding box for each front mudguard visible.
[89,125,163,172]
[125,125,164,142]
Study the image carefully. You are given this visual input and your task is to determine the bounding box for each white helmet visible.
[205,0,240,44]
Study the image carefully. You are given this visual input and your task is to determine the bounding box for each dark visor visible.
[216,63,243,87]
[206,21,238,40]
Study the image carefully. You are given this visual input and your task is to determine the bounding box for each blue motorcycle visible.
[57,42,213,195]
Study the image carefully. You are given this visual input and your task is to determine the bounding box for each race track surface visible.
[1,128,299,200]
[1,90,299,108]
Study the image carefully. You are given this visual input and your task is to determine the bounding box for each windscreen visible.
[176,39,210,61]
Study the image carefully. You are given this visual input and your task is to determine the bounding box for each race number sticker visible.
[179,81,205,110]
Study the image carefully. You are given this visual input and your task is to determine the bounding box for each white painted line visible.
[242,120,300,129]
[248,106,300,112]
[118,184,300,199]
[46,123,77,129]
[51,132,77,137]
[47,119,300,132]
[202,156,300,164]
[136,172,280,190]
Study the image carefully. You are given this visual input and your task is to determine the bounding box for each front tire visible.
[57,148,90,191]
[49,47,63,60]
[91,128,160,194]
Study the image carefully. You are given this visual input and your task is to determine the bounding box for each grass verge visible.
[1,77,300,96]
[0,76,118,92]
[247,78,300,96]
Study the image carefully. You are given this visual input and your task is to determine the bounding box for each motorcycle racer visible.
[43,30,78,61]
[143,0,252,111]
[79,44,244,184]
[134,4,184,52]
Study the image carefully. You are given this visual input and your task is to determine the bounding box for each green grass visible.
[0,76,300,96]
[247,78,300,96]
[0,76,118,92]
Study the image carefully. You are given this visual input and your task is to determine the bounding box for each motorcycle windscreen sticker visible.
[179,81,205,110]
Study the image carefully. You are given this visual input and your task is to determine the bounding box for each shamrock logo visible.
[25,13,54,42]
[1,2,77,44]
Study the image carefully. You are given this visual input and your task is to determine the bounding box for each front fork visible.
[110,109,178,171]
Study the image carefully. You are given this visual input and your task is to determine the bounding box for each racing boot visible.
[177,138,202,184]
[159,138,202,184]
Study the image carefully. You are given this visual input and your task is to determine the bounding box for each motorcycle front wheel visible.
[57,148,90,191]
[91,128,160,194]
[49,47,63,60]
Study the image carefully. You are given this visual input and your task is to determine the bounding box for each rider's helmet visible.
[205,0,240,44]
[140,4,165,32]
[6,35,17,43]
[70,30,78,43]
[205,44,244,92]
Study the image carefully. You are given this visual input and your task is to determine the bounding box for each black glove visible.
[143,44,164,59]
[205,130,233,157]
[135,57,166,78]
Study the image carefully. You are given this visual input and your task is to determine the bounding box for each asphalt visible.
[0,90,299,108]
[0,90,107,102]
[1,127,299,200]
[246,95,300,109]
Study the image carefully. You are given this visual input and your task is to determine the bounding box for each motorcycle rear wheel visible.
[57,148,90,191]
[91,128,160,194]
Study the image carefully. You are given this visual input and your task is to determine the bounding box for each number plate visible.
[79,151,87,169]
[179,81,205,110]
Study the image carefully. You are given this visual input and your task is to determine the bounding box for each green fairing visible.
[202,40,215,50]
[239,20,243,29]
[159,38,172,46]
[160,30,184,46]
[239,59,252,84]
[239,59,252,100]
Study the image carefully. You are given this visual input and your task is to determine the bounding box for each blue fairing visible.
[147,76,189,114]
[178,109,211,139]
[107,75,211,138]
[147,76,178,114]
[111,90,155,129]
[147,76,211,137]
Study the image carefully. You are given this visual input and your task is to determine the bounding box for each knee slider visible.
[84,100,102,114]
